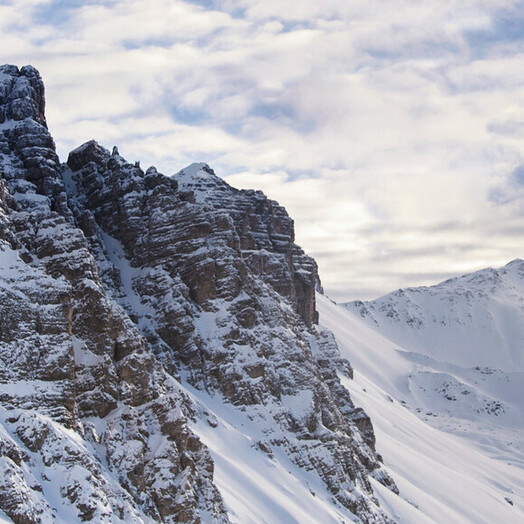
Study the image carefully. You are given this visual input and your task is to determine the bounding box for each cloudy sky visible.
[3,0,524,301]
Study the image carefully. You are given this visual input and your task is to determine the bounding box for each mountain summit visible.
[0,65,396,523]
[344,259,524,370]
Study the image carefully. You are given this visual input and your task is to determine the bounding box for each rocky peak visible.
[0,65,398,523]
[175,162,319,326]
[0,64,47,126]
[64,142,397,517]
[0,64,70,220]
[67,139,111,171]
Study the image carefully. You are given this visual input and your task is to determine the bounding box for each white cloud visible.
[2,0,524,300]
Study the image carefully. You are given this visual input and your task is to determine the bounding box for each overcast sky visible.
[3,0,524,301]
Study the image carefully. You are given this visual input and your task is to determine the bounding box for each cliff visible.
[0,65,395,523]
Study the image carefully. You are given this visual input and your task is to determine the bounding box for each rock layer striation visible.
[0,65,396,523]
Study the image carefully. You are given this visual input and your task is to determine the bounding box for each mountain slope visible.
[318,263,524,523]
[0,64,395,523]
[344,260,524,371]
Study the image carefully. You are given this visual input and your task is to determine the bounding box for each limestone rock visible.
[0,65,228,524]
[0,64,396,523]
[65,144,397,519]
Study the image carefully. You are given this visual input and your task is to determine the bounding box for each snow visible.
[0,120,18,131]
[0,245,23,268]
[318,292,524,523]
[186,385,360,524]
[176,162,209,179]
[72,336,103,366]
[173,162,229,204]
[0,380,63,399]
[100,231,155,321]
[344,260,524,371]
[281,390,314,420]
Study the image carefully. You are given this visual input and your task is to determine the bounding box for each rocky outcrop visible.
[175,163,320,326]
[0,65,227,524]
[64,143,397,518]
[0,64,396,523]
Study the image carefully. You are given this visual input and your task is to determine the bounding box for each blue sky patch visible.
[32,0,113,26]
[169,105,208,126]
[513,165,524,186]
[465,3,524,56]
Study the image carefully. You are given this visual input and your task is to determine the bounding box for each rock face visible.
[0,65,396,523]
[0,65,227,524]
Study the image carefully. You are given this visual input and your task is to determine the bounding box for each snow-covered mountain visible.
[344,260,524,371]
[320,263,524,522]
[0,65,397,523]
[1,63,523,524]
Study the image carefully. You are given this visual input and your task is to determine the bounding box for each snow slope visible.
[343,259,524,371]
[186,386,368,524]
[318,292,524,523]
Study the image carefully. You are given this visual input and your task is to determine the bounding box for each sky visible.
[2,0,524,301]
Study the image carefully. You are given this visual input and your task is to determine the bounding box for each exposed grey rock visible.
[0,65,396,523]
[175,162,320,326]
[64,144,397,518]
[0,65,228,524]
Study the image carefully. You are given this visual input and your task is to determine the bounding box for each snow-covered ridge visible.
[344,258,524,370]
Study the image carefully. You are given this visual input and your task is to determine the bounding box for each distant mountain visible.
[317,262,524,523]
[0,65,395,523]
[343,259,524,371]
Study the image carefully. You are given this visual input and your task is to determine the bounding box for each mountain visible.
[344,260,524,371]
[2,63,522,524]
[317,262,524,523]
[0,65,396,523]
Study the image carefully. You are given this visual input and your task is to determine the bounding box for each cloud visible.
[2,0,524,300]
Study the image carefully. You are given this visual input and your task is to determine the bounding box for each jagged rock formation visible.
[0,65,396,523]
[0,65,227,524]
[175,162,320,326]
